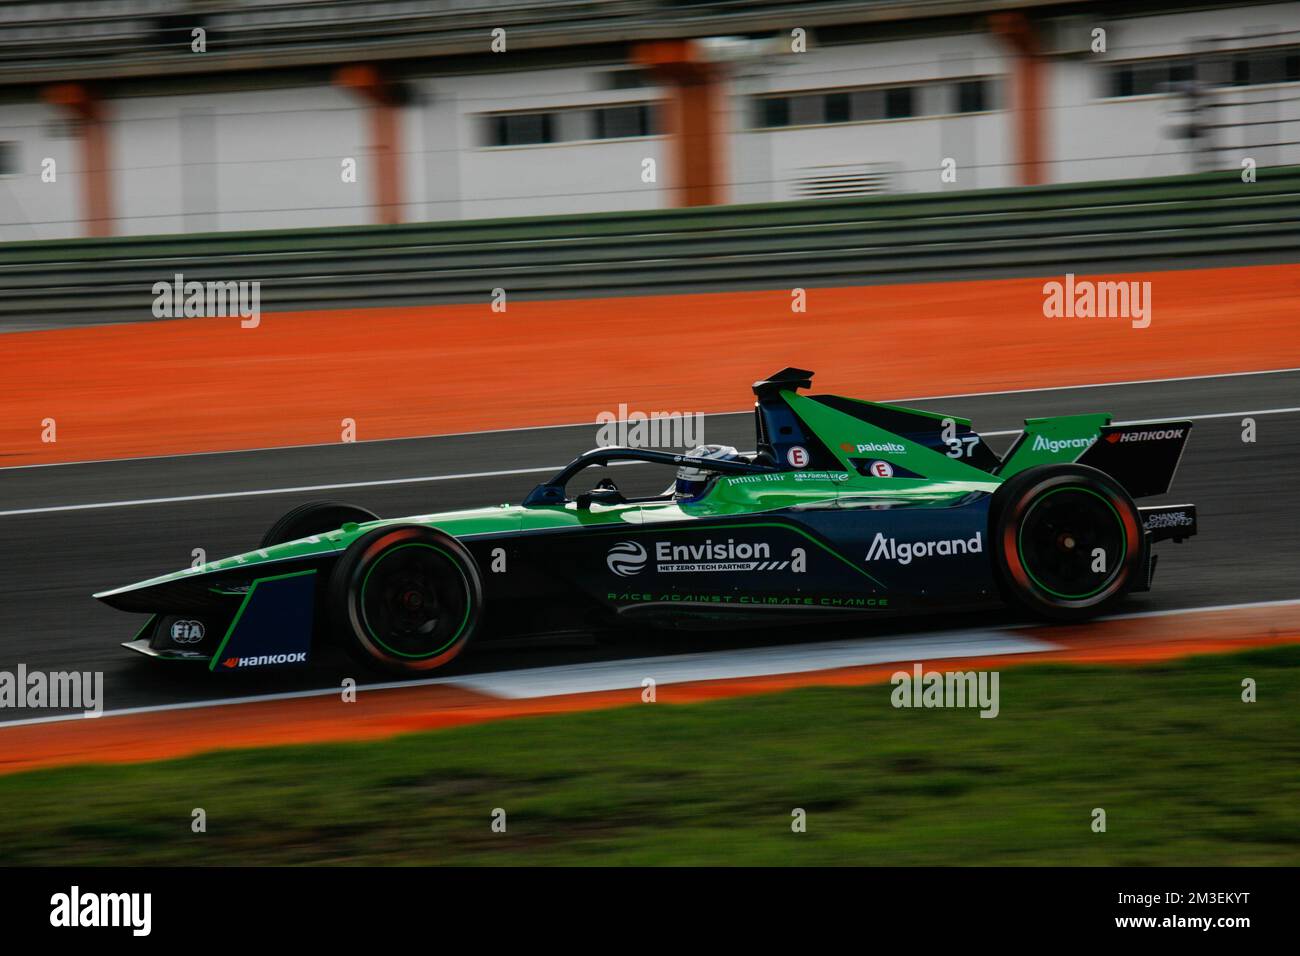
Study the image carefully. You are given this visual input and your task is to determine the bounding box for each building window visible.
[956,79,986,113]
[1107,46,1300,97]
[592,104,654,139]
[487,112,556,146]
[483,103,656,147]
[757,96,790,128]
[751,78,991,129]
[884,86,914,118]
[824,91,851,123]
[0,141,17,176]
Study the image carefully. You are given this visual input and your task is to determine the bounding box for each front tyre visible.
[328,525,483,675]
[991,464,1144,622]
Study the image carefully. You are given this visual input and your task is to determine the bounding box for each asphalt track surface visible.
[1,369,1297,721]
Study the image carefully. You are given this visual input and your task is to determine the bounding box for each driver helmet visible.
[674,444,743,501]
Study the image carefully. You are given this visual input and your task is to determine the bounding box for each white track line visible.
[3,405,1297,518]
[1,597,1295,729]
[3,366,1297,473]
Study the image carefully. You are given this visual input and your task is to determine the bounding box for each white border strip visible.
[2,596,1296,730]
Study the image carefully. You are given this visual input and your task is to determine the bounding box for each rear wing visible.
[999,417,1193,498]
[1078,421,1193,498]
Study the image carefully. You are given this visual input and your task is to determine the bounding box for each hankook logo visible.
[1107,428,1186,443]
[607,541,647,577]
[221,653,307,668]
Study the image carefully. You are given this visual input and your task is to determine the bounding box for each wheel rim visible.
[1016,486,1127,601]
[359,543,471,658]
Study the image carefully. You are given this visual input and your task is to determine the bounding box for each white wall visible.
[1049,2,1300,182]
[0,102,83,241]
[112,87,369,235]
[425,66,668,220]
[732,32,1015,199]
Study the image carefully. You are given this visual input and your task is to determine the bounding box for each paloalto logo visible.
[867,532,983,565]
[607,541,647,577]
[841,441,906,455]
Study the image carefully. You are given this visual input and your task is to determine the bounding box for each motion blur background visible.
[0,0,1296,238]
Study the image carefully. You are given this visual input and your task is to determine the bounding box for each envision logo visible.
[606,539,804,575]
[1032,434,1095,454]
[607,541,647,577]
[866,532,983,565]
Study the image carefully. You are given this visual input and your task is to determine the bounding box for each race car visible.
[96,367,1198,675]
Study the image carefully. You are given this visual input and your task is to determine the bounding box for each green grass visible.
[1,646,1298,865]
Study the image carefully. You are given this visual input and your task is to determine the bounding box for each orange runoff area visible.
[1,263,1298,467]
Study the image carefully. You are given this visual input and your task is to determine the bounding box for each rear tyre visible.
[261,500,379,548]
[990,464,1144,622]
[328,525,483,675]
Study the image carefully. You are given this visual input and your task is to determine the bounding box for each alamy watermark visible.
[0,665,103,716]
[1042,273,1151,329]
[890,663,999,718]
[595,403,704,449]
[152,273,261,327]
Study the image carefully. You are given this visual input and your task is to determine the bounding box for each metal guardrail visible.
[0,166,1297,326]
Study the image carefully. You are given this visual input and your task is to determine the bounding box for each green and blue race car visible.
[96,368,1197,675]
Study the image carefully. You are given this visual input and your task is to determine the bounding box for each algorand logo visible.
[867,532,983,565]
[607,541,647,577]
[1032,434,1096,454]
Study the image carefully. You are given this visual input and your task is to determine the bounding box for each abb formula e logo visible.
[221,652,308,668]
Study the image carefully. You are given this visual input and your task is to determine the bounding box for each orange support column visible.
[991,13,1048,187]
[42,83,114,237]
[633,40,728,207]
[335,65,404,225]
